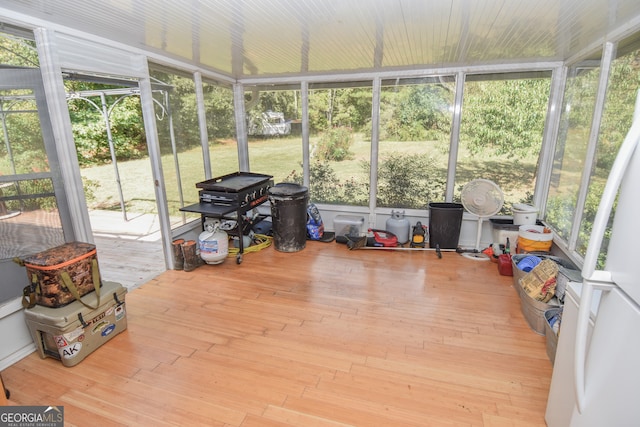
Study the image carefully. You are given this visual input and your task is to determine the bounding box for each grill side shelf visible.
[180,202,238,216]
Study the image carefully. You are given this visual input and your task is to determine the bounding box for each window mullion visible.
[446,71,465,202]
[568,42,616,252]
[368,77,381,227]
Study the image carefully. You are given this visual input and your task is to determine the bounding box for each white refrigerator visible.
[545,92,640,426]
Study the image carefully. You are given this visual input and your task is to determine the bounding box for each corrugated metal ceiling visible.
[2,0,640,80]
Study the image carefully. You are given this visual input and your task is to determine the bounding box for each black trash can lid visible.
[429,202,464,209]
[268,182,308,198]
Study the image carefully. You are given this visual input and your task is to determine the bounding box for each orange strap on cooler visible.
[22,248,97,271]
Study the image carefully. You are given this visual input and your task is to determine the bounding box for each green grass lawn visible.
[80,134,540,215]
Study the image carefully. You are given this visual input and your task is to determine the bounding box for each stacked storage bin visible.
[510,253,579,364]
[19,242,127,367]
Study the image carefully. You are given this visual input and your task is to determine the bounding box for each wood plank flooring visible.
[89,210,167,290]
[93,235,165,290]
[1,241,553,426]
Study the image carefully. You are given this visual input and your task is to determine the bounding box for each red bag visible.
[498,254,513,276]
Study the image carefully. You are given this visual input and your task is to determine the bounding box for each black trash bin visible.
[428,202,464,249]
[268,183,309,252]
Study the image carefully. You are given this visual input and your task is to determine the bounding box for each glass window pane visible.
[577,42,640,265]
[245,85,302,183]
[457,73,551,212]
[377,76,454,208]
[150,68,204,225]
[307,82,372,206]
[203,81,238,177]
[546,62,601,240]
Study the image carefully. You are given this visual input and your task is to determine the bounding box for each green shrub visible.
[287,152,449,209]
[286,160,368,205]
[315,127,354,161]
[69,95,147,166]
[376,153,445,208]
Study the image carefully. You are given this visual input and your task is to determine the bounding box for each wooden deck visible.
[0,209,167,291]
[2,241,553,426]
[89,210,167,290]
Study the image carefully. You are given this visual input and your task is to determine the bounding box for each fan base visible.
[461,252,491,261]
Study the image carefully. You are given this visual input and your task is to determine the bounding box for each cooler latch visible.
[113,292,123,306]
[77,312,88,328]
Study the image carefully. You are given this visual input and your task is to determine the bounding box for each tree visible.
[0,35,38,67]
[308,87,372,133]
[596,51,640,170]
[245,90,298,121]
[380,84,452,142]
[461,78,550,157]
[66,81,146,166]
[204,84,236,140]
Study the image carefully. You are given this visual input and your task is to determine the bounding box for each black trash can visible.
[268,183,309,252]
[428,202,464,249]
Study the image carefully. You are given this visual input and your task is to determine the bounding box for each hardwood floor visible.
[2,241,553,426]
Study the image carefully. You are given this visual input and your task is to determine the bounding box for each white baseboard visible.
[0,344,35,371]
[0,296,36,370]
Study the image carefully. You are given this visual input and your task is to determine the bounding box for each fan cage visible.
[461,179,504,217]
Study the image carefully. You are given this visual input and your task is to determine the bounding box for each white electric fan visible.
[460,179,504,260]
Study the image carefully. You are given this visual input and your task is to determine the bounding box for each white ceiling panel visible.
[1,0,639,79]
